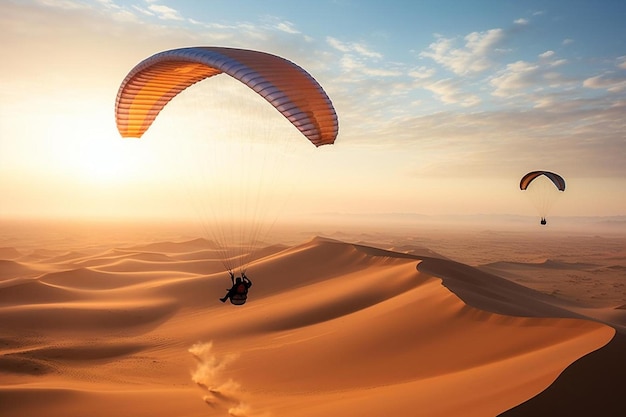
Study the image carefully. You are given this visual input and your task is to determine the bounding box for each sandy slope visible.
[0,228,620,417]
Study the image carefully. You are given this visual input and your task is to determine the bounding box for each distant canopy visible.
[114,46,338,147]
[519,171,566,191]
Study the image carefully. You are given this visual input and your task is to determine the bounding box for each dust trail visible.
[189,341,268,416]
[189,341,238,390]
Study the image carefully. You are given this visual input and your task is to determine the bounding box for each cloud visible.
[338,55,401,77]
[420,28,505,75]
[352,43,382,59]
[147,4,183,21]
[325,36,348,52]
[490,60,541,97]
[423,78,481,106]
[408,66,436,80]
[131,5,154,17]
[275,20,300,34]
[36,0,87,10]
[326,36,382,59]
[489,49,572,99]
[326,36,402,83]
[583,74,626,93]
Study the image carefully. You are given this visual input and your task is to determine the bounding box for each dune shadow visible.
[0,355,56,375]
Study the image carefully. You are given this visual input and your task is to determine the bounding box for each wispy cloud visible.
[420,29,505,75]
[489,50,572,99]
[583,74,626,93]
[338,55,402,78]
[147,4,183,21]
[327,36,383,59]
[423,78,481,106]
[36,0,87,10]
[275,20,300,34]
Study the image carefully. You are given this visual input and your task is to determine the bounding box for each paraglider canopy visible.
[115,46,338,146]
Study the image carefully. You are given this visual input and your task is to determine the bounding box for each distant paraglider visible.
[520,171,566,225]
[114,47,338,278]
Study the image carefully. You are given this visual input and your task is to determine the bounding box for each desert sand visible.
[1,218,624,417]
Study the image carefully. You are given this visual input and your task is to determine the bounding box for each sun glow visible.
[48,106,171,188]
[75,134,143,183]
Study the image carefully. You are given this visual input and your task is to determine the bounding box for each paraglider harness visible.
[225,272,251,305]
[231,281,248,305]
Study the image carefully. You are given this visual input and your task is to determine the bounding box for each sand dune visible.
[0,247,22,260]
[1,223,623,416]
[38,267,180,290]
[126,238,220,253]
[0,260,40,280]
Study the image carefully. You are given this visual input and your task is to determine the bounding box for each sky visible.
[1,0,625,225]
